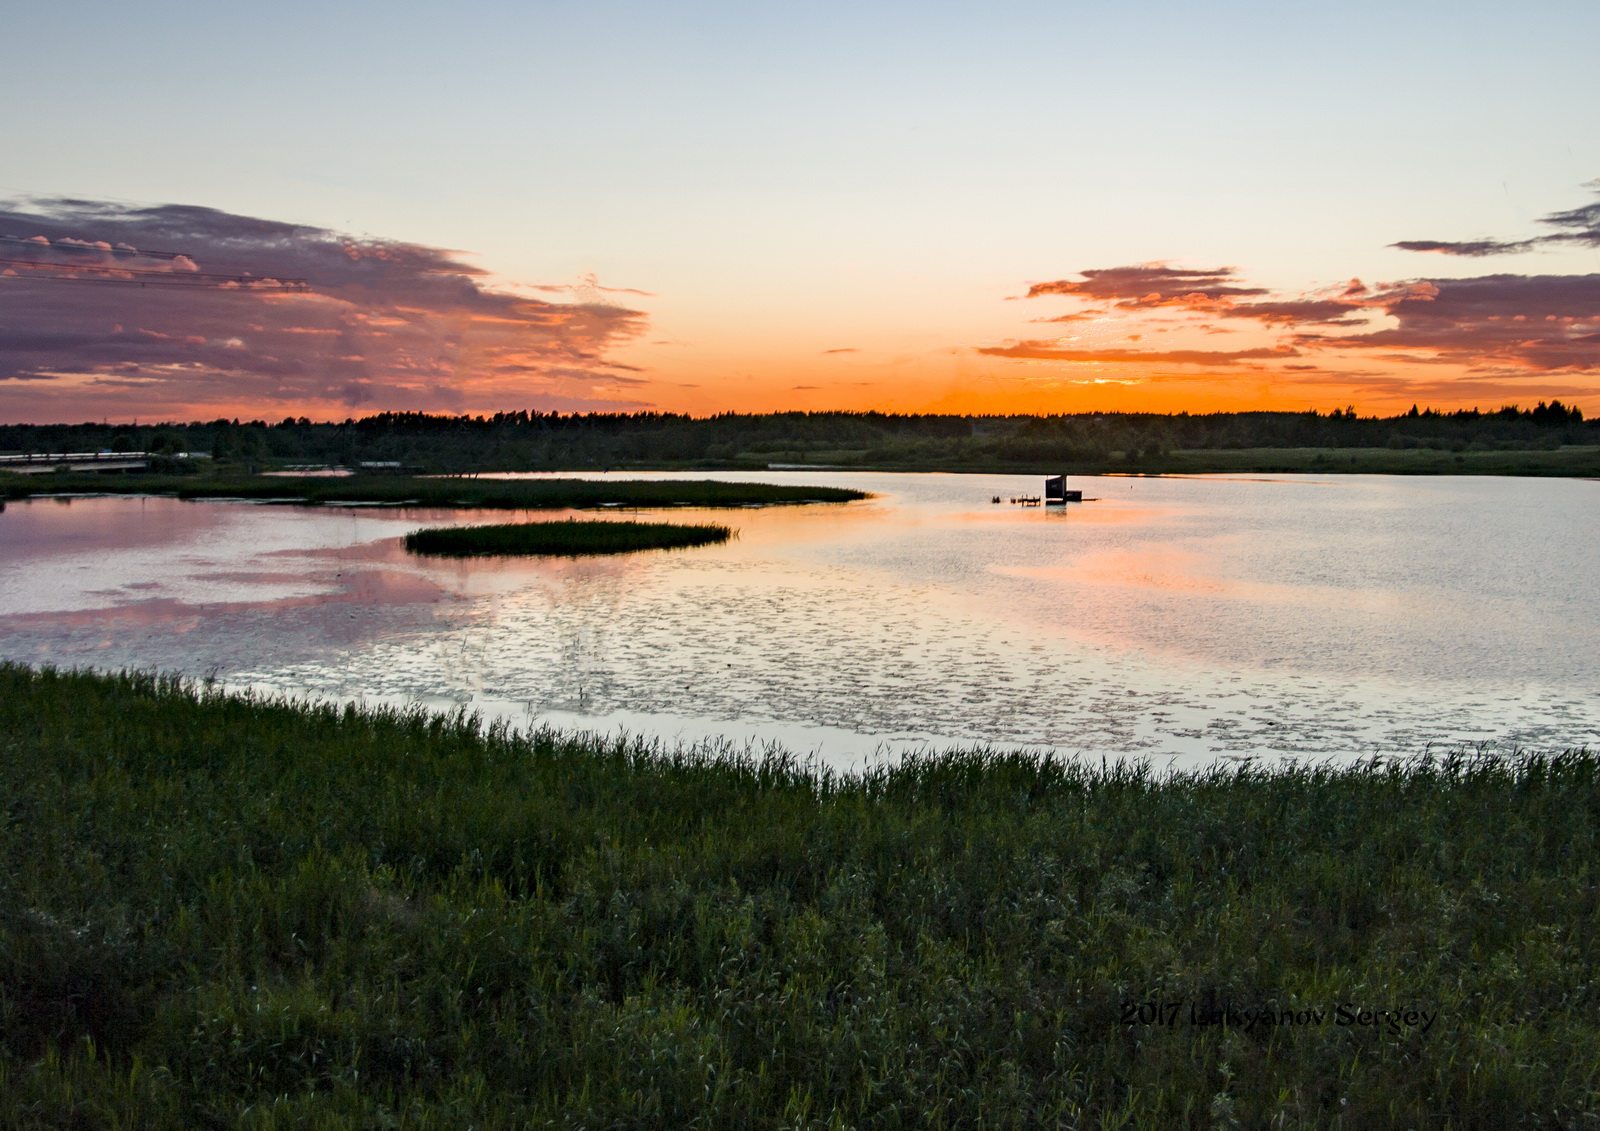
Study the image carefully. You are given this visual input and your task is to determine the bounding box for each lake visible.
[2,471,1596,768]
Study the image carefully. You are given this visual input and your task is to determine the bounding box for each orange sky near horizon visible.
[1,193,1597,425]
[595,259,1600,420]
[610,339,1598,420]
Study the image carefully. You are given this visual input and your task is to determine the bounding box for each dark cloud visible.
[978,342,1299,366]
[1023,264,1367,326]
[1008,192,1600,381]
[1391,238,1541,257]
[1541,189,1600,247]
[1218,300,1366,325]
[1392,180,1600,257]
[1310,273,1600,372]
[1006,269,1600,375]
[984,184,1600,401]
[1023,265,1267,307]
[0,198,647,420]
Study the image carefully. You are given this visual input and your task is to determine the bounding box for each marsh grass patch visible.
[404,517,732,557]
[3,663,1599,1127]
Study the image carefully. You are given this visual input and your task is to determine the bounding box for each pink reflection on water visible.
[3,474,1599,764]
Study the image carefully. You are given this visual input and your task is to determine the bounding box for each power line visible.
[0,234,190,260]
[0,234,310,290]
[0,258,309,291]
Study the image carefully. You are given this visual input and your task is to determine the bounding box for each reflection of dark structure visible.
[1044,475,1083,504]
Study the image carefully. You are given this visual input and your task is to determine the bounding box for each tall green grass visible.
[2,663,1597,1127]
[404,518,731,557]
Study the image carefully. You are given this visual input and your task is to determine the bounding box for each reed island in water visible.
[403,517,732,557]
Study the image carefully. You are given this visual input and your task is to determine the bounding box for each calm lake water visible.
[2,472,1597,768]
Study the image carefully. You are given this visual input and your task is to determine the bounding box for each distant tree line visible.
[1,402,1591,472]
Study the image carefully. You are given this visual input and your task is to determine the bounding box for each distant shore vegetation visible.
[0,473,865,509]
[0,401,1594,477]
[4,663,1598,1126]
[405,518,731,557]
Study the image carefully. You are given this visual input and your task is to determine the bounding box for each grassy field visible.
[2,664,1597,1127]
[0,472,866,509]
[404,518,732,557]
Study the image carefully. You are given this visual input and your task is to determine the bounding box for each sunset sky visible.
[3,0,1598,422]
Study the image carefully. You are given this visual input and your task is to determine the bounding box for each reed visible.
[3,662,1597,1127]
[404,518,731,556]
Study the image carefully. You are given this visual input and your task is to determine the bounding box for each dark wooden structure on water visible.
[993,475,1084,506]
[1044,475,1082,504]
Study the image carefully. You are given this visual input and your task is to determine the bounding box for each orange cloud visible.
[978,343,1301,365]
[1307,274,1600,373]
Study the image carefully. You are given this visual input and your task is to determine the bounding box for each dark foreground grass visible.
[0,473,866,510]
[2,665,1598,1128]
[404,518,732,557]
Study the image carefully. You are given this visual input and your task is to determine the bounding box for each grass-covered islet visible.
[404,517,731,557]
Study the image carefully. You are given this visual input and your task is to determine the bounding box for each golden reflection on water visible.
[999,551,1415,615]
